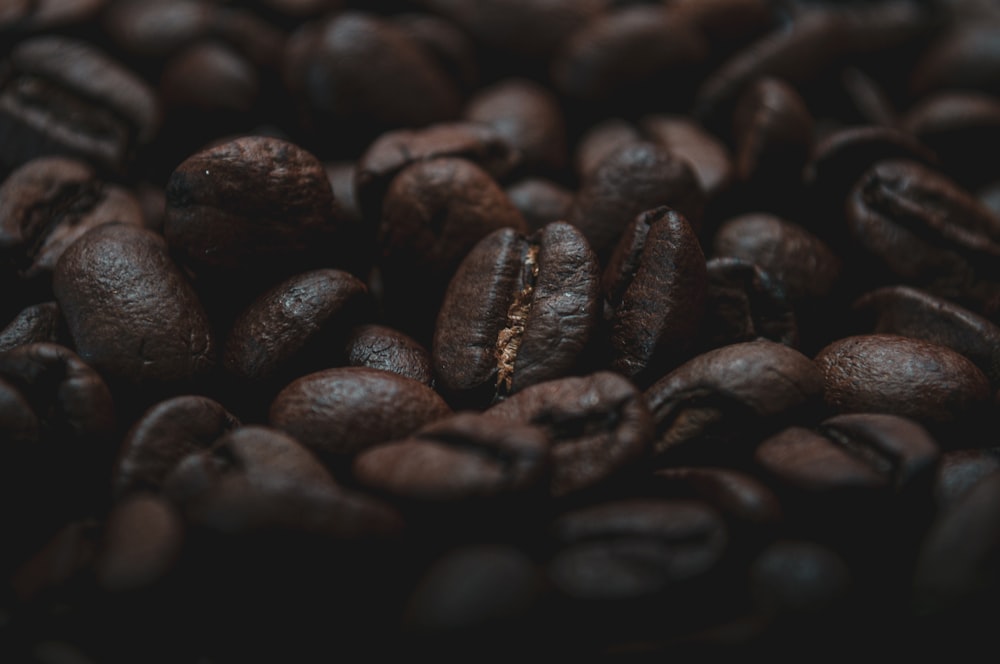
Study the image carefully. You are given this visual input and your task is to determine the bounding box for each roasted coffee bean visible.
[485,372,652,498]
[909,21,1000,98]
[551,5,708,105]
[546,498,729,642]
[731,77,814,190]
[699,257,799,351]
[164,425,403,538]
[8,519,100,604]
[355,122,517,223]
[933,448,1000,510]
[640,114,734,203]
[392,12,480,93]
[837,67,897,128]
[644,339,822,467]
[269,366,452,466]
[846,159,1000,318]
[0,157,144,289]
[223,269,370,386]
[0,302,67,353]
[0,37,160,178]
[853,285,1000,387]
[901,91,1000,188]
[377,157,527,339]
[665,0,775,46]
[463,78,567,175]
[345,324,433,386]
[353,412,550,504]
[814,334,991,432]
[158,41,259,116]
[53,223,215,392]
[0,0,106,35]
[602,206,707,382]
[570,142,705,257]
[505,178,575,232]
[283,11,460,147]
[113,395,240,499]
[164,136,347,281]
[434,222,599,405]
[712,213,840,304]
[573,117,642,179]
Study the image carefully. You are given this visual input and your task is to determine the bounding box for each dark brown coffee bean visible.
[837,67,897,127]
[158,41,259,115]
[551,6,708,103]
[912,472,1000,619]
[391,12,479,92]
[0,0,105,34]
[485,372,652,498]
[732,77,814,189]
[814,334,991,429]
[846,159,1000,317]
[377,157,527,338]
[0,302,67,353]
[505,178,574,232]
[644,339,823,466]
[602,206,707,382]
[640,115,734,202]
[463,78,567,174]
[547,498,728,603]
[164,136,345,279]
[853,285,1000,387]
[901,91,1000,188]
[324,162,361,226]
[0,37,160,177]
[712,213,841,302]
[8,519,99,604]
[113,395,240,499]
[345,324,433,386]
[269,366,452,463]
[223,269,370,384]
[434,222,599,404]
[164,425,403,538]
[0,157,144,284]
[573,117,642,179]
[748,540,853,622]
[355,122,517,224]
[665,0,775,45]
[54,223,214,390]
[699,257,799,351]
[650,467,784,533]
[94,495,184,593]
[353,412,550,503]
[417,0,605,60]
[570,142,705,257]
[283,11,460,143]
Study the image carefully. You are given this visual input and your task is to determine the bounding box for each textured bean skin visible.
[53,223,214,388]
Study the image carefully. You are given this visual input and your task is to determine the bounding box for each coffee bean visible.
[602,206,707,383]
[434,222,599,405]
[53,223,215,391]
[573,117,642,179]
[0,302,68,353]
[485,372,652,498]
[909,21,1000,98]
[645,339,823,466]
[814,334,991,431]
[94,495,184,593]
[0,37,160,177]
[391,12,480,93]
[353,412,550,504]
[113,395,240,499]
[640,114,734,202]
[505,178,575,232]
[732,77,814,189]
[345,324,433,386]
[269,366,452,464]
[933,448,1000,510]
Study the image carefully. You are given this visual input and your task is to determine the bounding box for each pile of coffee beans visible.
[4,0,1000,660]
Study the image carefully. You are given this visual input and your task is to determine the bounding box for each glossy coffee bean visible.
[269,366,452,465]
[814,335,991,431]
[485,372,652,498]
[569,142,705,256]
[113,395,240,499]
[434,222,599,405]
[353,412,550,504]
[94,495,184,593]
[644,339,823,467]
[640,114,734,202]
[345,324,434,386]
[602,206,707,382]
[53,223,215,390]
